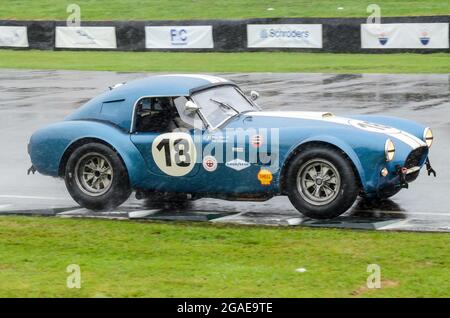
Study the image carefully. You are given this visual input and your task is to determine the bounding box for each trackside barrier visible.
[0,16,448,53]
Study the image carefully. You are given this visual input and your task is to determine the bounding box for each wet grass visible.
[0,0,448,20]
[0,50,449,74]
[0,216,448,297]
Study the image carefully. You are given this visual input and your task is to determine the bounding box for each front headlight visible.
[423,127,433,148]
[385,139,395,162]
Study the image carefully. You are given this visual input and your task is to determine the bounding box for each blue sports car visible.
[28,74,436,219]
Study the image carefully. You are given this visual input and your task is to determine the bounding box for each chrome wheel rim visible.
[74,152,113,196]
[296,159,341,206]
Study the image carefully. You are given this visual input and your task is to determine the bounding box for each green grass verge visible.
[1,50,449,73]
[1,0,449,20]
[0,216,449,297]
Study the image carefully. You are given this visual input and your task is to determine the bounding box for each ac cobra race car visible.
[28,75,436,219]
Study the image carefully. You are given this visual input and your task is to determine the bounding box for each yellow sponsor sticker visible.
[258,169,273,186]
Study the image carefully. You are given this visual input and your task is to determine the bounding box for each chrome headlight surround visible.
[423,127,433,148]
[384,139,395,162]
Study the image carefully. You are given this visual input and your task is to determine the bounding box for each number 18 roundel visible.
[151,132,197,176]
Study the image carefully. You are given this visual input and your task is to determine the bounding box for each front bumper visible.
[370,146,435,198]
[398,146,436,184]
[375,166,420,197]
[395,165,421,189]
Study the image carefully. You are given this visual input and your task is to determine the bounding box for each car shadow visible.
[346,197,407,219]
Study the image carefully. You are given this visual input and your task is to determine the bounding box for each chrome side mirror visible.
[250,90,259,101]
[185,100,200,115]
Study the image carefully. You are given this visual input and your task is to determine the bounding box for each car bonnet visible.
[246,111,427,150]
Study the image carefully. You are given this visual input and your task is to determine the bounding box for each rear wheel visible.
[64,143,131,210]
[285,146,359,219]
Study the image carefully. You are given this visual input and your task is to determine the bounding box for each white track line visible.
[209,209,450,218]
[128,210,161,218]
[57,209,89,215]
[378,220,416,230]
[0,195,448,218]
[0,195,68,201]
[355,210,450,217]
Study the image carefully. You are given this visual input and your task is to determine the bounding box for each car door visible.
[130,96,201,179]
[132,130,200,178]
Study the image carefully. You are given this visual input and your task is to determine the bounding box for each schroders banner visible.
[145,26,214,49]
[247,24,322,48]
[0,26,28,47]
[55,26,117,49]
[361,23,449,49]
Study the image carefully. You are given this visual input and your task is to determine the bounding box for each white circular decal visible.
[202,156,218,172]
[348,119,400,134]
[151,132,197,177]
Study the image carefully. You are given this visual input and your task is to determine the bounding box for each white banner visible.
[247,24,322,48]
[361,23,449,49]
[145,26,213,49]
[0,26,28,47]
[55,26,117,49]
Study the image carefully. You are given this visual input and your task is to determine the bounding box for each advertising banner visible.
[361,23,449,49]
[247,24,322,48]
[145,26,214,49]
[55,26,117,49]
[0,26,28,47]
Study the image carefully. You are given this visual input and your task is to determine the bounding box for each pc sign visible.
[145,26,214,49]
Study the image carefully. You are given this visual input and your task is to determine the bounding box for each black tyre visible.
[285,146,359,219]
[64,143,131,210]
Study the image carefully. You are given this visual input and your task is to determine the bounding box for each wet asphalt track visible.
[0,70,449,232]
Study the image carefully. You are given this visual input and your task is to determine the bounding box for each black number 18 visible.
[156,138,191,167]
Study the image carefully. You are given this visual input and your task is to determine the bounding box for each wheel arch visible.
[58,137,128,178]
[279,139,365,194]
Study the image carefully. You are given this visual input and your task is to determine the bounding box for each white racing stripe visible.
[394,131,424,148]
[158,74,228,83]
[248,111,426,149]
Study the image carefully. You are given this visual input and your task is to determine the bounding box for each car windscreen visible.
[191,85,255,128]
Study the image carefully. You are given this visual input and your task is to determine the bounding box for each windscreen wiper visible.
[210,98,239,114]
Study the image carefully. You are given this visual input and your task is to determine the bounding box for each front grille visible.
[405,146,427,168]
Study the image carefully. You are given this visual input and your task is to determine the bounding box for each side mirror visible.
[250,90,259,101]
[185,100,200,115]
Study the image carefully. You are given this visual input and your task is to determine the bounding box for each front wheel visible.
[64,143,131,210]
[285,146,359,219]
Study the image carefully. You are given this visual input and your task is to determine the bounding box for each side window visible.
[135,97,174,133]
[173,96,204,130]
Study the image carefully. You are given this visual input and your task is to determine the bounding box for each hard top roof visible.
[102,74,234,102]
